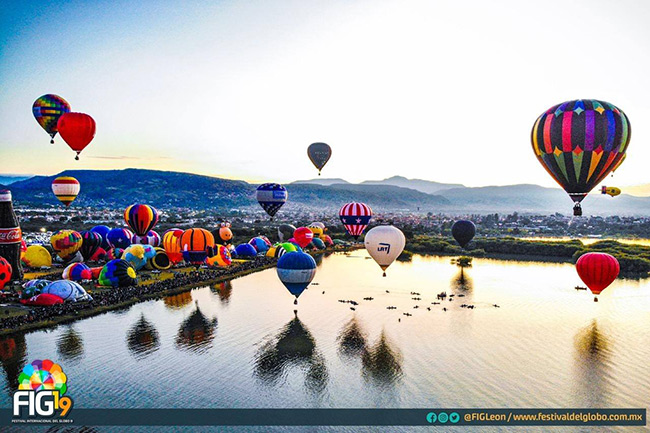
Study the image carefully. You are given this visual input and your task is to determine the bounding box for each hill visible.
[361,175,465,194]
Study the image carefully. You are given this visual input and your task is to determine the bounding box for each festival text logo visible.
[13,359,73,418]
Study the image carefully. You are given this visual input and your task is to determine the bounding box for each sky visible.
[1,0,650,188]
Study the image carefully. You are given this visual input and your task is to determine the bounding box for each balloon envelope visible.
[576,252,619,296]
[364,225,406,276]
[90,225,111,249]
[162,229,184,263]
[51,177,80,207]
[293,227,314,248]
[307,142,332,174]
[451,220,476,249]
[107,228,132,249]
[278,224,296,243]
[99,259,137,287]
[57,112,96,159]
[32,94,70,142]
[124,204,159,236]
[62,263,92,281]
[276,251,317,299]
[50,230,82,260]
[22,245,52,268]
[234,243,257,257]
[42,280,92,302]
[339,202,372,239]
[79,230,102,261]
[256,183,287,218]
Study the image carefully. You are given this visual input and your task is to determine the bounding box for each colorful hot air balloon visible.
[212,225,233,245]
[20,293,64,306]
[248,236,272,253]
[276,251,317,305]
[234,243,257,258]
[21,245,52,268]
[321,235,334,247]
[57,112,96,160]
[132,230,161,247]
[162,229,184,263]
[124,204,159,236]
[206,245,232,267]
[42,280,92,302]
[32,94,70,144]
[256,183,287,219]
[601,186,621,197]
[51,177,80,207]
[312,238,326,250]
[62,263,92,281]
[307,142,332,175]
[339,202,372,239]
[308,223,324,238]
[293,227,314,248]
[576,252,620,302]
[531,100,631,216]
[146,248,171,270]
[21,279,50,299]
[90,225,111,250]
[364,225,406,277]
[79,231,102,261]
[451,220,476,249]
[98,259,137,287]
[122,244,155,271]
[180,228,215,265]
[107,228,133,249]
[50,230,83,260]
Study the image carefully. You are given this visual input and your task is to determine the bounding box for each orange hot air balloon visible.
[57,112,96,160]
[576,252,620,302]
[180,228,215,264]
[162,228,184,264]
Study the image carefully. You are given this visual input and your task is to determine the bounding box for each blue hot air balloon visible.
[90,225,111,250]
[42,280,92,302]
[451,220,476,249]
[107,228,133,249]
[256,183,287,219]
[276,251,317,305]
[234,243,257,258]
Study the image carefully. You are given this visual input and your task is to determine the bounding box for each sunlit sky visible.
[1,0,649,188]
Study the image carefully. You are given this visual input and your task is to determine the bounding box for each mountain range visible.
[3,169,650,215]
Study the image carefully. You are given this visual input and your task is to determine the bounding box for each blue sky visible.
[1,0,650,188]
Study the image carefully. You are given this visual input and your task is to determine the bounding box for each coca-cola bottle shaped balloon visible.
[0,190,23,280]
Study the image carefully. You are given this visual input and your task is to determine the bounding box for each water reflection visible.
[573,320,612,407]
[164,291,193,310]
[210,281,233,304]
[255,312,328,393]
[361,331,402,387]
[0,334,26,391]
[175,301,218,353]
[337,317,368,358]
[56,327,84,361]
[127,314,160,359]
[451,268,473,292]
[313,253,324,267]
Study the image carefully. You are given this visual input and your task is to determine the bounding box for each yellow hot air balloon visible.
[51,176,80,207]
[50,230,83,260]
[22,245,53,268]
[601,186,621,197]
[308,223,324,238]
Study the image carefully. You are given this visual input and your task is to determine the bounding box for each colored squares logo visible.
[17,359,67,396]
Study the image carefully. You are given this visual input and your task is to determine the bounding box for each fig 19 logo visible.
[13,359,73,418]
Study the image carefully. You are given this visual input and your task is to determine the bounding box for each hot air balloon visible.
[62,263,92,281]
[321,235,334,247]
[256,183,287,219]
[293,227,314,248]
[312,238,326,250]
[451,220,476,249]
[124,204,159,237]
[50,230,82,260]
[90,225,111,250]
[57,112,96,160]
[234,243,257,258]
[576,252,619,302]
[0,257,11,290]
[206,245,232,267]
[21,245,52,268]
[20,293,64,306]
[307,142,332,175]
[122,244,155,271]
[308,223,324,238]
[531,100,631,216]
[132,230,161,247]
[98,259,137,287]
[180,228,215,265]
[32,94,70,144]
[79,231,102,261]
[278,224,297,242]
[107,228,133,249]
[20,279,50,299]
[162,229,184,264]
[249,236,272,253]
[601,186,621,197]
[276,251,317,305]
[42,280,92,302]
[339,202,372,239]
[51,177,80,207]
[146,248,171,270]
[212,224,233,245]
[364,225,405,277]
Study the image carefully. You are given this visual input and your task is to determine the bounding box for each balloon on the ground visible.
[307,142,332,175]
[124,204,159,236]
[256,183,287,218]
[249,236,271,253]
[21,279,50,299]
[90,266,102,279]
[108,248,124,260]
[213,223,233,245]
[321,235,334,247]
[312,238,326,250]
[62,263,92,281]
[339,202,372,239]
[293,227,314,248]
[99,259,137,287]
[531,99,631,216]
[364,225,406,277]
[20,293,64,306]
[89,247,107,261]
[451,220,476,249]
[42,280,92,302]
[181,228,215,264]
[276,251,317,304]
[146,248,171,270]
[234,243,257,257]
[107,228,133,249]
[308,223,324,238]
[50,230,82,260]
[278,224,296,242]
[0,257,11,290]
[132,230,160,246]
[601,186,621,197]
[162,228,184,263]
[32,94,70,143]
[51,177,80,207]
[576,252,619,301]
[21,245,52,268]
[79,230,102,261]
[57,112,96,160]
[90,225,111,249]
[206,245,232,267]
[122,244,149,270]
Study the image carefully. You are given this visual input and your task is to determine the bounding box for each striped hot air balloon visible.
[339,202,372,239]
[124,204,159,236]
[180,228,215,264]
[256,183,287,219]
[51,177,80,207]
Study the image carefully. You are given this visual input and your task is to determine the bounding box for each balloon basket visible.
[50,139,54,144]
[293,299,297,305]
[382,272,386,277]
[594,296,598,302]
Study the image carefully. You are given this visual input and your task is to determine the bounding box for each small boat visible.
[574,286,587,291]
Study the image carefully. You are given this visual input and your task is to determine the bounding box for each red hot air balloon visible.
[576,252,619,302]
[57,112,96,160]
[293,227,314,248]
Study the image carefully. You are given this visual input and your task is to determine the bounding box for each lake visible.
[1,251,649,432]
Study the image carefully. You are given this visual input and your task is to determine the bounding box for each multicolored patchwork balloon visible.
[32,95,71,144]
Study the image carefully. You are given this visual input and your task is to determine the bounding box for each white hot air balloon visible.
[364,225,406,277]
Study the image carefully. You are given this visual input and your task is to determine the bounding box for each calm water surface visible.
[1,251,649,432]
